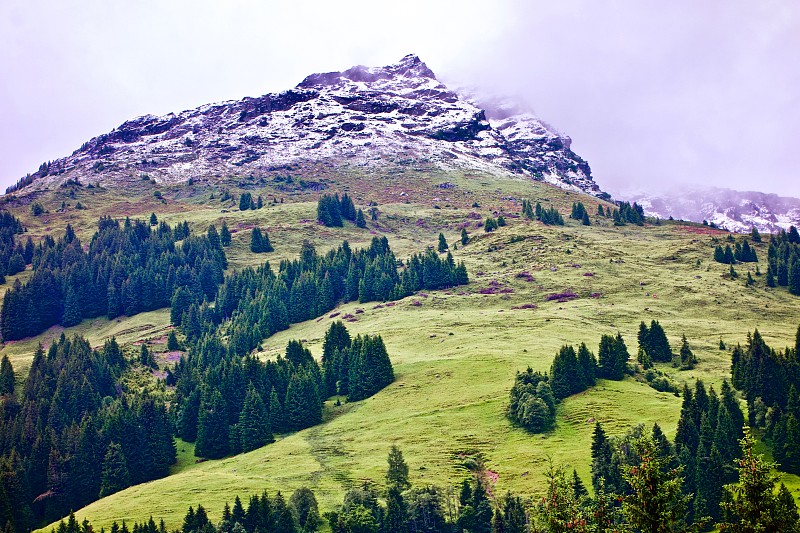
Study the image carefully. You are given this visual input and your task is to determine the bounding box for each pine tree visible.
[0,355,14,395]
[251,228,273,253]
[789,256,800,296]
[751,227,762,243]
[62,285,82,327]
[167,330,181,351]
[621,434,691,533]
[437,233,448,253]
[582,210,591,226]
[461,228,469,246]
[679,335,696,370]
[220,223,232,246]
[384,486,408,533]
[99,443,131,498]
[150,213,158,226]
[356,209,367,228]
[195,389,229,459]
[290,488,320,532]
[239,193,252,211]
[720,429,800,532]
[239,385,273,453]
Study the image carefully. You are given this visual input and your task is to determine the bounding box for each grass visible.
[3,170,799,531]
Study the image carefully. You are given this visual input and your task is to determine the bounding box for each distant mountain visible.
[628,187,800,234]
[6,55,604,197]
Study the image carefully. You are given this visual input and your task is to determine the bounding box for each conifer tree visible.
[99,443,131,498]
[167,330,181,351]
[220,222,232,246]
[621,433,692,532]
[239,385,273,453]
[751,227,762,243]
[356,209,367,228]
[437,233,448,253]
[195,389,229,459]
[720,429,800,532]
[582,210,591,226]
[0,355,14,396]
[62,285,82,327]
[461,228,469,246]
[679,335,696,370]
[150,212,158,226]
[386,445,410,492]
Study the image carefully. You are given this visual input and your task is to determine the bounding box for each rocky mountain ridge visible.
[7,55,603,197]
[629,187,800,234]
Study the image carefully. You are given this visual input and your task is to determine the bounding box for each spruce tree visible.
[679,335,696,370]
[220,222,232,246]
[167,330,181,351]
[239,385,273,453]
[437,233,448,253]
[720,429,800,532]
[461,228,469,246]
[99,443,131,498]
[356,209,367,228]
[195,389,229,459]
[621,434,691,532]
[150,212,158,226]
[0,355,13,395]
[62,285,82,327]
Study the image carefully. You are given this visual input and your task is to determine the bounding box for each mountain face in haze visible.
[630,187,800,234]
[8,55,603,197]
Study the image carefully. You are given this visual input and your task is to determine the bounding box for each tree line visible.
[1,216,227,341]
[317,193,366,228]
[0,335,175,531]
[171,321,394,460]
[46,424,800,533]
[765,227,800,294]
[0,210,30,283]
[174,237,466,358]
[731,326,800,474]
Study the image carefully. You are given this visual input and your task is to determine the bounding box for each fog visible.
[1,0,798,196]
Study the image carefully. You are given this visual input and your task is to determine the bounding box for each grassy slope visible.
[3,170,799,531]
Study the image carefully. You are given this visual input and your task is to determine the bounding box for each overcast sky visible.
[1,0,798,197]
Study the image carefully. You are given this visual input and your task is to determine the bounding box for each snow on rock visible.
[629,187,800,234]
[9,54,603,197]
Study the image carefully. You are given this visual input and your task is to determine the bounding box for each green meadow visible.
[3,169,798,531]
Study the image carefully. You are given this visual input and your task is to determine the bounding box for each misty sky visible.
[1,0,798,197]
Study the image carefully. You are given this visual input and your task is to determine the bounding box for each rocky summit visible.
[9,55,603,197]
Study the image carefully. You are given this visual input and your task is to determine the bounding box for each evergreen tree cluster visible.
[637,320,673,363]
[569,201,591,225]
[46,432,800,533]
[172,322,393,460]
[320,323,394,401]
[597,333,630,380]
[249,228,273,253]
[714,240,758,265]
[506,368,556,432]
[1,217,226,341]
[238,192,263,211]
[549,343,597,400]
[731,327,800,474]
[589,380,747,530]
[0,335,175,531]
[0,211,29,282]
[520,199,564,225]
[766,227,800,294]
[612,201,645,226]
[178,237,466,358]
[316,193,360,228]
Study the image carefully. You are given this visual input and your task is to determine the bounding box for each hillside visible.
[2,167,799,532]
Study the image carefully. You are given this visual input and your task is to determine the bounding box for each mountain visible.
[628,187,800,234]
[7,54,604,198]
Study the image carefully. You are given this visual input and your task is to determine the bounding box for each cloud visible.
[1,0,797,197]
